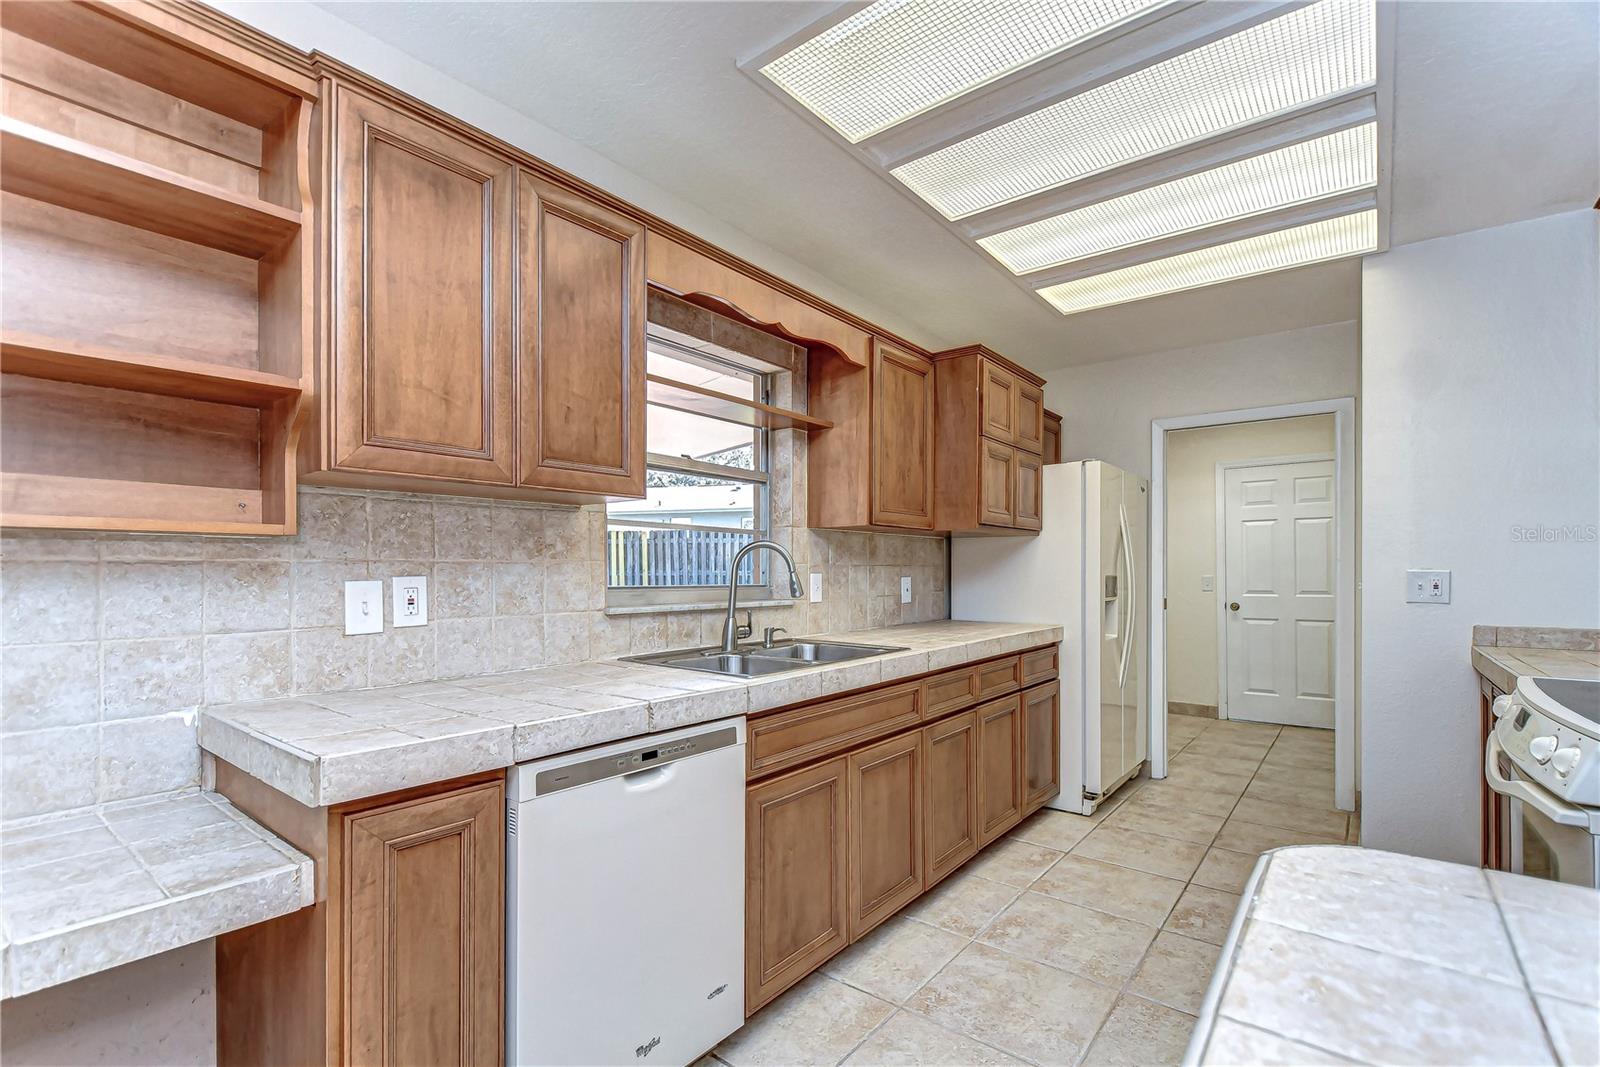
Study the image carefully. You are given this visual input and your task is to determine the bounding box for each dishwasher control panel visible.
[532,725,739,796]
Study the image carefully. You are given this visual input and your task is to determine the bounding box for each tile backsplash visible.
[2,486,947,822]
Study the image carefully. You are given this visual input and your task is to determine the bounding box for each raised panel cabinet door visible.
[869,339,935,529]
[746,757,849,1014]
[518,172,646,495]
[848,731,924,940]
[1043,412,1062,465]
[331,86,515,483]
[1022,681,1062,815]
[979,440,1015,527]
[1015,381,1045,454]
[1014,449,1043,531]
[343,779,504,1067]
[923,711,979,888]
[980,360,1018,444]
[976,694,1024,847]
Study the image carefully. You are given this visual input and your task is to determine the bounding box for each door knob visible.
[1229,602,1240,612]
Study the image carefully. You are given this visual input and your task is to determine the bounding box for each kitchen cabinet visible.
[324,82,516,485]
[931,344,1048,533]
[848,732,924,939]
[977,693,1024,846]
[1481,679,1507,869]
[517,171,645,495]
[745,757,850,1013]
[923,710,979,888]
[215,771,504,1066]
[1022,681,1062,815]
[1043,410,1063,465]
[808,337,936,532]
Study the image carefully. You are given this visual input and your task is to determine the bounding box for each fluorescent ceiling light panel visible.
[893,0,1376,219]
[759,0,1165,144]
[1036,209,1377,314]
[979,123,1377,274]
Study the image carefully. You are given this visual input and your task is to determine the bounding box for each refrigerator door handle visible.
[1116,502,1134,689]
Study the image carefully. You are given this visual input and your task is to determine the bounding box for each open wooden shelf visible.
[0,116,301,258]
[647,373,833,432]
[1,472,282,535]
[1,333,302,408]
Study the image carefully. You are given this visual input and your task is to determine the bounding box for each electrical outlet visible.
[809,572,823,603]
[1406,569,1451,604]
[900,575,913,605]
[344,580,383,635]
[392,575,428,627]
[1200,575,1215,592]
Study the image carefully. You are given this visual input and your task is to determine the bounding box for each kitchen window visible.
[605,338,772,604]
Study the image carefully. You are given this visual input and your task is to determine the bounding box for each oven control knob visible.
[1550,747,1582,777]
[1492,695,1517,720]
[1529,735,1558,763]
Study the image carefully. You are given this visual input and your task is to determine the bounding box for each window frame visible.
[605,336,775,606]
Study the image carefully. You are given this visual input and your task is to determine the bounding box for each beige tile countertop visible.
[1184,845,1599,1066]
[1471,626,1600,693]
[1,791,313,999]
[200,620,1062,808]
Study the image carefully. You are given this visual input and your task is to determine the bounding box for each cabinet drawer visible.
[974,656,1021,700]
[750,682,922,777]
[1020,646,1059,686]
[922,667,980,719]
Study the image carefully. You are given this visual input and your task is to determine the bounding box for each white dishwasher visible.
[506,717,746,1066]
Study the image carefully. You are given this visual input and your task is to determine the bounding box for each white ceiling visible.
[313,1,1596,372]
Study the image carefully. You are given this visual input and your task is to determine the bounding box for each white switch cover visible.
[900,575,913,604]
[1200,575,1215,592]
[809,572,824,603]
[344,580,383,635]
[392,575,428,627]
[1406,569,1452,604]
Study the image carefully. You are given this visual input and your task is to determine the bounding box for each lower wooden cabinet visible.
[745,757,849,1013]
[1022,681,1062,815]
[923,710,979,888]
[848,732,924,939]
[977,694,1025,847]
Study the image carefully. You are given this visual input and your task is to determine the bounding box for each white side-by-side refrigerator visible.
[952,460,1148,815]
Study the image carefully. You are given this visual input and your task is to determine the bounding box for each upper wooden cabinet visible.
[809,337,936,532]
[310,78,645,502]
[932,345,1048,534]
[325,83,516,485]
[517,172,645,496]
[1043,409,1063,465]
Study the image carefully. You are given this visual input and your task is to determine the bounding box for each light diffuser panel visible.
[759,0,1164,144]
[979,123,1377,274]
[893,0,1377,219]
[1036,210,1377,315]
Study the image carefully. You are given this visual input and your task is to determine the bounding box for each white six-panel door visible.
[1222,459,1336,728]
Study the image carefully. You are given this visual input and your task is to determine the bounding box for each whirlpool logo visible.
[635,1036,660,1059]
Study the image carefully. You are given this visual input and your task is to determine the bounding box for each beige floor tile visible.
[1008,808,1095,852]
[1537,995,1600,1067]
[1182,738,1272,762]
[1199,1019,1351,1065]
[1215,818,1343,856]
[1249,761,1333,789]
[1072,825,1207,881]
[1163,884,1242,946]
[1100,802,1224,847]
[1080,995,1196,1067]
[1202,721,1280,740]
[1031,853,1186,926]
[715,973,894,1067]
[978,891,1158,985]
[1126,781,1242,818]
[1259,746,1336,770]
[841,1010,1025,1066]
[1230,797,1348,839]
[1241,776,1337,809]
[908,942,1118,1066]
[901,868,1022,939]
[1169,752,1263,779]
[962,837,1064,888]
[823,916,969,1003]
[1128,932,1222,1015]
[1191,848,1259,894]
[1161,763,1252,795]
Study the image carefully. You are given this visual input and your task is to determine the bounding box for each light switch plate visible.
[1200,575,1215,592]
[344,580,383,635]
[1406,569,1452,604]
[809,572,823,603]
[900,575,913,605]
[392,575,428,627]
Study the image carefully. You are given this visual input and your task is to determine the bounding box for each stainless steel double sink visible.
[623,639,908,678]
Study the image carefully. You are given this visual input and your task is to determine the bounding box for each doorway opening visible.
[1149,400,1357,813]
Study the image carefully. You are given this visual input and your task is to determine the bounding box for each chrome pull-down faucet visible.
[720,540,802,653]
